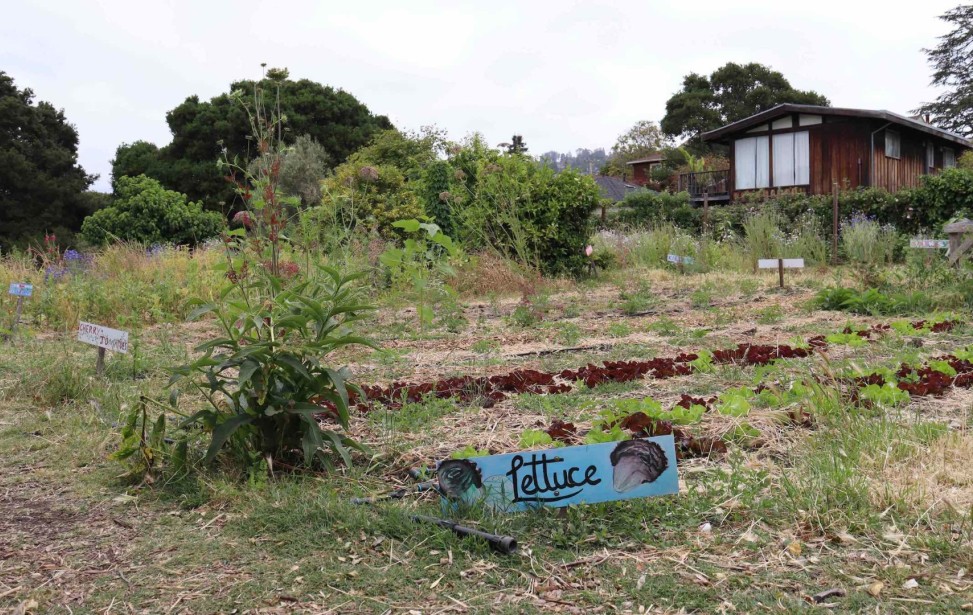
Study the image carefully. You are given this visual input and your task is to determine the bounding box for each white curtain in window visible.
[795,131,810,184]
[773,133,795,186]
[886,131,901,158]
[755,136,770,188]
[735,137,757,189]
[944,148,956,168]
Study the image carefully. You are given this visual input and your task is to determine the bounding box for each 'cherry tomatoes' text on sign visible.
[436,436,678,512]
[77,321,129,354]
[8,283,33,297]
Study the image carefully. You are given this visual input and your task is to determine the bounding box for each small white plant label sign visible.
[666,254,693,265]
[78,321,129,354]
[909,239,949,249]
[757,258,804,269]
[8,283,33,297]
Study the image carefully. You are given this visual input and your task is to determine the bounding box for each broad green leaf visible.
[392,219,421,232]
[203,414,255,463]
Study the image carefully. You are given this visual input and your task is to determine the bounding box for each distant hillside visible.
[539,148,609,174]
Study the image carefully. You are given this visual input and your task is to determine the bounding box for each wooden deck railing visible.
[677,169,729,197]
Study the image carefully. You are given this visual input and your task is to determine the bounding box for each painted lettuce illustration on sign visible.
[437,436,678,511]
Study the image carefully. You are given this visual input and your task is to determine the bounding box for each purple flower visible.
[147,244,167,257]
[44,265,68,282]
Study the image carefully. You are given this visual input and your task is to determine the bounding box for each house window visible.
[927,142,935,172]
[772,131,810,186]
[886,130,901,159]
[735,136,770,189]
[944,147,956,168]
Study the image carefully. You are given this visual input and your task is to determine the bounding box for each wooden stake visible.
[96,347,106,376]
[832,182,839,265]
[702,192,709,234]
[11,296,23,337]
[778,258,785,288]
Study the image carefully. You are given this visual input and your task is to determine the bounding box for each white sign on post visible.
[78,321,129,353]
[757,258,805,269]
[666,254,694,265]
[909,239,949,249]
[8,283,33,297]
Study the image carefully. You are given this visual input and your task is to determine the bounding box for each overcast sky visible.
[2,0,960,192]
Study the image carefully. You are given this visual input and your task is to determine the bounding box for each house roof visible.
[625,153,664,165]
[702,104,973,148]
[593,175,637,202]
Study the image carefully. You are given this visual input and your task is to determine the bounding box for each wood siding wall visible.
[872,127,931,192]
[726,115,965,201]
[809,120,870,193]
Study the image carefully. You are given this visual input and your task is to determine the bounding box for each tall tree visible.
[112,70,392,211]
[499,134,529,155]
[661,62,829,152]
[0,71,96,247]
[610,121,668,162]
[914,5,973,136]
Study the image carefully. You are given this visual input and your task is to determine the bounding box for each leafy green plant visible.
[715,387,752,417]
[840,215,898,266]
[610,397,705,426]
[756,305,784,324]
[859,383,910,407]
[756,381,811,408]
[451,445,489,459]
[519,429,563,449]
[725,422,761,444]
[510,304,541,328]
[690,286,713,308]
[825,331,869,347]
[928,360,958,377]
[583,424,631,444]
[112,396,188,482]
[618,282,656,315]
[380,219,460,329]
[173,267,375,470]
[555,322,582,346]
[81,175,224,246]
[649,317,680,337]
[607,322,632,338]
[689,349,715,373]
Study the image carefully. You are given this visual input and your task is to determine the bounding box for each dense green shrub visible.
[441,136,600,276]
[322,162,425,237]
[610,170,973,240]
[80,175,224,246]
[911,168,973,226]
[615,191,692,227]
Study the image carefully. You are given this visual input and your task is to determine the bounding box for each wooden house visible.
[626,153,664,186]
[683,104,972,203]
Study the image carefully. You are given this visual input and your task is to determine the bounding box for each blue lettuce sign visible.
[8,283,32,297]
[437,436,678,512]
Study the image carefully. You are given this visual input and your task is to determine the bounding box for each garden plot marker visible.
[909,239,949,249]
[7,283,32,338]
[437,436,678,512]
[667,254,693,273]
[758,258,804,288]
[77,321,129,375]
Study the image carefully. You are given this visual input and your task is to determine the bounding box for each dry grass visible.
[874,431,973,514]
